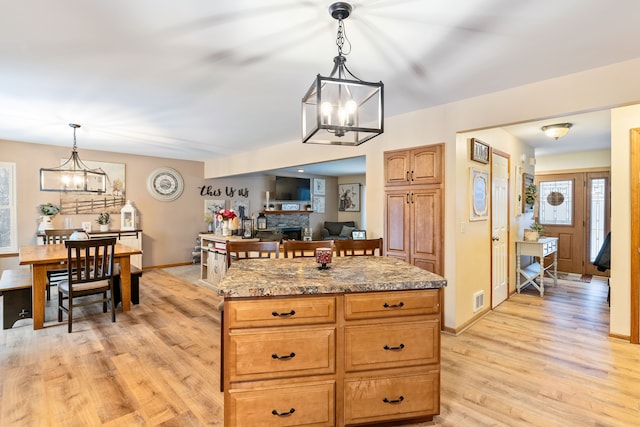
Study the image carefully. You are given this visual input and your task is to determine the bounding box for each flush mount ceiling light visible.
[541,123,572,140]
[40,124,107,193]
[302,2,384,146]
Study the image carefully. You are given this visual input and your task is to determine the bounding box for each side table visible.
[516,237,558,297]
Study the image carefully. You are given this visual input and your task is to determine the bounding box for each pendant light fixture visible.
[541,123,572,140]
[302,2,384,146]
[40,124,107,193]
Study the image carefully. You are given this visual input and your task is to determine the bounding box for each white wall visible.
[536,149,612,172]
[205,57,640,336]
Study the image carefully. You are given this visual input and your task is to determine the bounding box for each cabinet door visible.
[411,145,443,185]
[411,188,442,274]
[384,151,410,186]
[384,190,410,262]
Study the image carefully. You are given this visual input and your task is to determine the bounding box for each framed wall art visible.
[313,178,326,195]
[59,160,126,215]
[523,172,534,213]
[470,138,490,164]
[313,195,325,213]
[470,168,489,221]
[338,183,360,212]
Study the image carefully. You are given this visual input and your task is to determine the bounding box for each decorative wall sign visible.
[470,138,490,164]
[338,183,360,212]
[523,173,534,213]
[281,203,300,211]
[470,168,489,221]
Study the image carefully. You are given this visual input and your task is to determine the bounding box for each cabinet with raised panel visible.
[384,144,443,187]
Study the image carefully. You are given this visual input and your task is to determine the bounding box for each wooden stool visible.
[0,269,33,329]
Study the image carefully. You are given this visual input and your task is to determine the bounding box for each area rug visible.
[162,265,206,287]
[557,272,592,283]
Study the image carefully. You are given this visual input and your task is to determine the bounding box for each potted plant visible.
[525,183,537,209]
[37,203,60,232]
[96,212,111,232]
[524,221,544,241]
[305,203,313,211]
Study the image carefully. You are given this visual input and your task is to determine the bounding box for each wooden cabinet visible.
[223,289,441,426]
[200,234,259,285]
[384,145,443,187]
[92,230,143,269]
[384,144,443,275]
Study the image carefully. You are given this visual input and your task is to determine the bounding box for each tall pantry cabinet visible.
[384,144,444,275]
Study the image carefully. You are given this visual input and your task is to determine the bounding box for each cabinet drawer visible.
[229,327,335,381]
[228,381,335,427]
[345,290,439,320]
[345,320,439,371]
[227,296,336,328]
[344,372,439,425]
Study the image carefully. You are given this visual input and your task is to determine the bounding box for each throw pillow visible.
[339,225,356,238]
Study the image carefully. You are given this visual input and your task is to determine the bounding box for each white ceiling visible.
[1,1,637,171]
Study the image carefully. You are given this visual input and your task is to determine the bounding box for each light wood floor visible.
[1,270,638,426]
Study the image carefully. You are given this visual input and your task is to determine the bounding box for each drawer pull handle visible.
[383,396,404,404]
[272,408,296,417]
[272,352,296,360]
[272,309,296,317]
[383,302,404,308]
[383,343,405,351]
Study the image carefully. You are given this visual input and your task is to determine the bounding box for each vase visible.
[38,216,54,232]
[523,229,539,241]
[99,224,109,232]
[222,221,232,236]
[207,222,214,232]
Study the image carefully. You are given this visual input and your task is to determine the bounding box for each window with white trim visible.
[0,162,17,254]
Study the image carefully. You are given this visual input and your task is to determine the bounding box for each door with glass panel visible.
[535,171,610,275]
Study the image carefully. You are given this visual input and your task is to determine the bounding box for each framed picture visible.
[470,138,490,164]
[205,199,226,216]
[338,183,360,212]
[514,165,523,216]
[313,196,325,213]
[232,200,250,218]
[314,178,326,195]
[470,168,489,221]
[59,160,126,215]
[352,230,366,240]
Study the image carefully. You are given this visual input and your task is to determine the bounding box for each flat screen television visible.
[275,176,311,201]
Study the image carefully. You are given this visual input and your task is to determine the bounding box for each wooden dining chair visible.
[225,240,280,268]
[58,237,117,333]
[283,239,334,258]
[43,228,83,300]
[335,238,383,256]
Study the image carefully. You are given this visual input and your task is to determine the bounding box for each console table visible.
[516,237,558,297]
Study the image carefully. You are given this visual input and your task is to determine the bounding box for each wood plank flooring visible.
[1,269,638,426]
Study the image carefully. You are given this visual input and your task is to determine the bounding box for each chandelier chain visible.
[335,19,351,57]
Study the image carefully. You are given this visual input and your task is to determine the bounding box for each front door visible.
[536,171,610,275]
[491,152,509,308]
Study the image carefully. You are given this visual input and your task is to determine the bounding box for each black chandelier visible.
[39,123,107,193]
[302,2,384,146]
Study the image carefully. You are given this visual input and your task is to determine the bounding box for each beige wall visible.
[536,149,612,172]
[0,139,205,270]
[204,57,640,336]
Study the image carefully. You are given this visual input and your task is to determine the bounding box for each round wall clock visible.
[146,167,184,201]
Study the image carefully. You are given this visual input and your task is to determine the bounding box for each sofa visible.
[321,221,356,240]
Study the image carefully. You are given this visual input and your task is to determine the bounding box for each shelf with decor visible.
[264,210,314,215]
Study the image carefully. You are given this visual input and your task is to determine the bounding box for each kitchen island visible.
[216,256,446,427]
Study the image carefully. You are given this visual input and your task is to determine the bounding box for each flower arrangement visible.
[524,183,537,207]
[216,209,237,222]
[204,213,214,224]
[38,203,60,217]
[96,212,111,225]
[529,221,544,233]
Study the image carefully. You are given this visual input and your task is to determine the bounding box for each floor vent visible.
[473,291,485,312]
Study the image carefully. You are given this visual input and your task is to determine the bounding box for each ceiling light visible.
[40,124,107,193]
[541,123,572,140]
[302,2,384,146]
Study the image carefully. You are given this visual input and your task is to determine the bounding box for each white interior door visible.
[491,153,509,308]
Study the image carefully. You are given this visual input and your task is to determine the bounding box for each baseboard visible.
[442,306,492,336]
[608,332,631,342]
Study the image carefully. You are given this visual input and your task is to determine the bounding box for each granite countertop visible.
[216,256,447,298]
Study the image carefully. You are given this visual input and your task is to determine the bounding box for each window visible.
[0,162,17,254]
[539,179,573,226]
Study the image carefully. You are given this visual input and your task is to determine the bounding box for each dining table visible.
[18,242,143,330]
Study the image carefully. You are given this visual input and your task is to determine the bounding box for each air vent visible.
[473,291,485,312]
